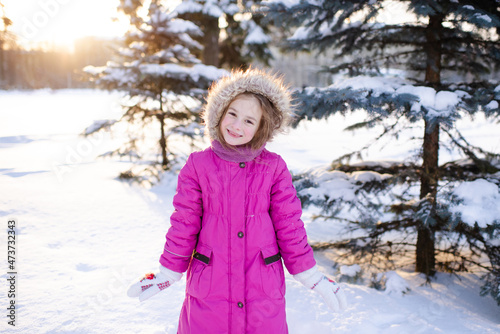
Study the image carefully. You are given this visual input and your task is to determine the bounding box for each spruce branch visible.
[332,117,401,165]
[442,127,500,174]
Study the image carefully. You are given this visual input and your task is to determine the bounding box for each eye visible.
[245,120,255,125]
[228,111,237,117]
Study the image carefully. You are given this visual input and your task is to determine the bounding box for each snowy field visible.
[1,89,499,333]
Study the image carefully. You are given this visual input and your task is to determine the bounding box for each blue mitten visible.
[294,266,347,312]
[127,265,182,302]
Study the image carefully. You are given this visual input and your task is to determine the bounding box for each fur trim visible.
[203,68,293,142]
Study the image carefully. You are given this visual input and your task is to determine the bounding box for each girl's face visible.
[220,95,263,146]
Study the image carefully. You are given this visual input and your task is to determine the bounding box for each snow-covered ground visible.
[1,89,499,333]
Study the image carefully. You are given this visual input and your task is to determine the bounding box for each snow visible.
[174,0,223,18]
[83,119,118,136]
[149,9,173,25]
[326,76,473,119]
[486,100,499,110]
[202,3,223,17]
[244,24,271,44]
[139,63,194,76]
[263,0,301,8]
[304,178,357,202]
[384,271,411,296]
[351,170,389,183]
[164,19,201,35]
[434,91,460,112]
[333,76,402,96]
[340,264,361,277]
[84,65,135,86]
[142,63,227,81]
[396,85,437,109]
[85,63,228,86]
[297,165,391,202]
[1,89,499,333]
[290,26,311,40]
[223,4,240,15]
[189,63,229,82]
[175,0,203,15]
[450,179,500,228]
[475,14,493,23]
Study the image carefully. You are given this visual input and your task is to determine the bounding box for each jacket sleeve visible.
[269,156,316,275]
[159,154,203,273]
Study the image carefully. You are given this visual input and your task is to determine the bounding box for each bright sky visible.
[2,0,129,50]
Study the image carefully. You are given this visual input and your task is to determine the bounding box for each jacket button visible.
[238,231,244,238]
[239,162,245,168]
[237,302,244,308]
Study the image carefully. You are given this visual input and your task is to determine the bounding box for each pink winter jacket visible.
[160,145,316,334]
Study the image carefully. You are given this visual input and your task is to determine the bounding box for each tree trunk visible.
[202,15,220,67]
[416,122,439,275]
[177,11,220,67]
[157,93,168,170]
[416,14,444,276]
[158,113,168,170]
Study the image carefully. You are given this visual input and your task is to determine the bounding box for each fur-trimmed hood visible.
[203,68,293,143]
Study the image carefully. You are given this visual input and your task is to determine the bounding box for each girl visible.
[128,68,347,333]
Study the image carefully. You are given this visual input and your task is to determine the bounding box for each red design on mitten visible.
[158,281,171,291]
[127,267,182,301]
[139,273,156,291]
[140,273,156,282]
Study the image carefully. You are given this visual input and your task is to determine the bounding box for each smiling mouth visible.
[227,129,241,138]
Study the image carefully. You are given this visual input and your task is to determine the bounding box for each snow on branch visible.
[295,76,483,126]
[245,23,271,44]
[450,179,500,228]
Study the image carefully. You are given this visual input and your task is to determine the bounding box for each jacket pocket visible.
[187,243,213,299]
[260,243,285,299]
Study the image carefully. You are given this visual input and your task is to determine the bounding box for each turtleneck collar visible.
[211,140,265,163]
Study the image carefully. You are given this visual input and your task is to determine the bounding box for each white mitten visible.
[127,265,182,302]
[294,266,347,312]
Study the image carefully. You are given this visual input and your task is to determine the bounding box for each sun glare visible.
[3,0,129,51]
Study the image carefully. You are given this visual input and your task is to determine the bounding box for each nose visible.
[232,118,242,131]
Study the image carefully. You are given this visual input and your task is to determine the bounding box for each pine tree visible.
[84,0,226,181]
[84,0,273,182]
[267,0,500,304]
[173,0,273,68]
